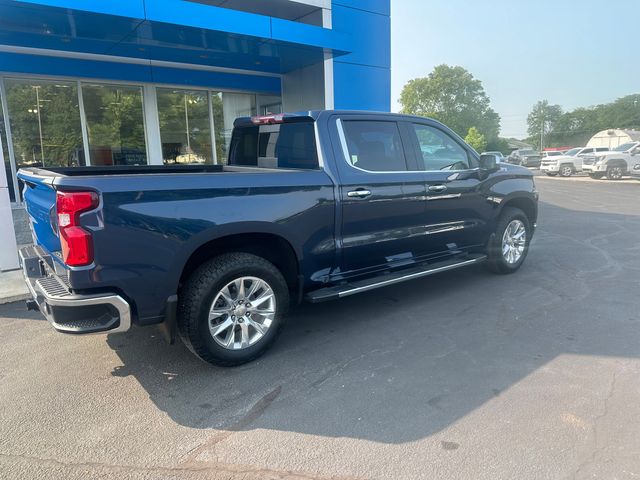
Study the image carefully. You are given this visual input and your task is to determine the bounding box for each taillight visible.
[56,191,99,266]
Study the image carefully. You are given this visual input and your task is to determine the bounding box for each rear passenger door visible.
[330,115,431,277]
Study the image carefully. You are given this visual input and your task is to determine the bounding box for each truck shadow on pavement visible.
[106,200,640,444]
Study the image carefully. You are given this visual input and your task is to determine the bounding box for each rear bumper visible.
[19,245,131,335]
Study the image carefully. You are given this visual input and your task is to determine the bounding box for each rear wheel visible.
[178,253,289,367]
[559,165,573,177]
[487,207,531,274]
[606,165,624,180]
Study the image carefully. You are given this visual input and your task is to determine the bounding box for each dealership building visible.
[0,0,391,270]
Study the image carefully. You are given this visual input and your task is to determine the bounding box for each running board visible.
[305,254,487,303]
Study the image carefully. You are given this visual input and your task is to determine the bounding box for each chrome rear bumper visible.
[19,245,131,334]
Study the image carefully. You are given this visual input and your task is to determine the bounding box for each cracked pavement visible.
[1,177,640,479]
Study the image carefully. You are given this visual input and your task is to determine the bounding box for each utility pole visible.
[540,110,545,152]
[34,85,45,165]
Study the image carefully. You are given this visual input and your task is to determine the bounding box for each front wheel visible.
[606,166,624,180]
[178,253,290,367]
[559,165,573,177]
[487,207,531,274]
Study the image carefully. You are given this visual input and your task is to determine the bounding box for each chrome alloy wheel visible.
[502,219,527,265]
[608,166,623,179]
[560,165,573,177]
[208,276,276,350]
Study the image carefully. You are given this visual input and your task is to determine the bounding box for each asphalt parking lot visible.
[2,177,640,480]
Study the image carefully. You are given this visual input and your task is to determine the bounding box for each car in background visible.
[507,149,542,168]
[583,142,640,179]
[480,151,505,163]
[540,146,610,177]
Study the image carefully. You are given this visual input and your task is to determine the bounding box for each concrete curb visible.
[0,269,30,305]
[0,293,30,305]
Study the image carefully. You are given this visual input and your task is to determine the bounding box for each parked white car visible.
[582,142,640,179]
[540,146,610,177]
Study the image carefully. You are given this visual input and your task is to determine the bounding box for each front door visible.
[331,115,431,278]
[406,121,494,254]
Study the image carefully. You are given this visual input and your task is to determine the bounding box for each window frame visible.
[407,121,479,173]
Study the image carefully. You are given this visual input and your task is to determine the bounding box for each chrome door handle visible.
[347,189,372,198]
[428,184,447,192]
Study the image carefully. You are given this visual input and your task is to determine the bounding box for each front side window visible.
[341,120,407,172]
[412,123,470,171]
[81,83,147,166]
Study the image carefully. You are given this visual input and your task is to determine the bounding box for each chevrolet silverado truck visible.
[540,146,609,177]
[17,111,538,366]
[582,141,640,179]
[507,148,542,168]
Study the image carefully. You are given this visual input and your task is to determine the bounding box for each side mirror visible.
[479,154,498,171]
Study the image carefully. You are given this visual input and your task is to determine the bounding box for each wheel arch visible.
[500,195,537,227]
[607,159,627,170]
[177,229,301,295]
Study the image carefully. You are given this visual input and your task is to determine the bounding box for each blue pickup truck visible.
[17,110,538,366]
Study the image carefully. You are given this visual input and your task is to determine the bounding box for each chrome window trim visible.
[336,118,478,176]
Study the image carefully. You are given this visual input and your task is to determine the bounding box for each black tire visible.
[178,253,290,367]
[559,165,573,177]
[589,173,604,179]
[606,165,624,180]
[545,172,558,177]
[487,207,531,274]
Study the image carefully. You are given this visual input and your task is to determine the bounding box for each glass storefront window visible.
[1,89,15,202]
[257,95,283,116]
[213,92,257,163]
[81,83,147,166]
[4,79,84,172]
[157,88,212,164]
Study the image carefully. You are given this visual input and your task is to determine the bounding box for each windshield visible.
[564,148,581,156]
[613,142,636,152]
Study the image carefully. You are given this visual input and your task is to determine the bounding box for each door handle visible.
[347,188,372,198]
[428,184,447,193]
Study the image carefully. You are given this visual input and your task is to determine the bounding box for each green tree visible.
[464,127,487,152]
[527,94,640,148]
[399,65,501,140]
[526,100,563,149]
[485,137,511,155]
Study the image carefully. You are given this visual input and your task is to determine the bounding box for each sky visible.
[390,0,640,139]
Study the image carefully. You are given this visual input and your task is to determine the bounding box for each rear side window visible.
[341,121,408,172]
[229,122,318,169]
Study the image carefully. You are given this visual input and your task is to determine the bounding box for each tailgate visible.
[17,168,62,257]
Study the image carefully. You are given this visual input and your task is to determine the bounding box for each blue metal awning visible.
[0,0,352,74]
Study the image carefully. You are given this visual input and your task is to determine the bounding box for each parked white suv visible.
[540,146,610,177]
[582,142,640,180]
